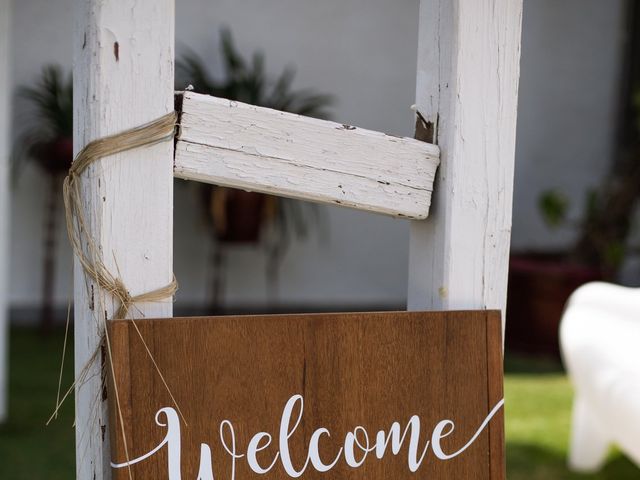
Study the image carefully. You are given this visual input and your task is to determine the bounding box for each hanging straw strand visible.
[63,111,178,319]
[59,111,183,476]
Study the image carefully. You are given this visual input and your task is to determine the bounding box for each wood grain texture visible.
[407,0,523,333]
[73,1,175,478]
[108,311,504,479]
[174,92,440,219]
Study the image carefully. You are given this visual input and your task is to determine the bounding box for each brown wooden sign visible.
[107,310,504,479]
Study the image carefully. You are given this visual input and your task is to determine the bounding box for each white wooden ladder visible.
[73,1,523,478]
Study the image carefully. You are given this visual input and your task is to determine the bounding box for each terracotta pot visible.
[32,136,74,174]
[506,252,603,356]
[208,187,267,243]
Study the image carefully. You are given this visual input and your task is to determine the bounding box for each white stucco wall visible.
[512,0,626,251]
[7,0,629,312]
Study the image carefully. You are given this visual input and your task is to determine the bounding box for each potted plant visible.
[13,65,73,332]
[507,129,640,357]
[177,29,333,308]
[507,4,640,356]
[507,191,609,356]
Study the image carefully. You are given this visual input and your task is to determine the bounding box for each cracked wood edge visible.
[408,0,523,333]
[74,1,175,478]
[174,92,440,219]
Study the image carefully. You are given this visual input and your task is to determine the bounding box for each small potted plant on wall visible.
[507,129,640,357]
[177,29,333,309]
[507,6,640,356]
[14,65,73,332]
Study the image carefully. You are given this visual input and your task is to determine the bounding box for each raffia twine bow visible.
[63,111,178,319]
[57,112,185,478]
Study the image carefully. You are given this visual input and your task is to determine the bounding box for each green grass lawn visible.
[0,328,639,479]
[504,357,639,479]
[0,328,75,479]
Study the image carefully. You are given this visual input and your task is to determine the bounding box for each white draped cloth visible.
[561,282,640,471]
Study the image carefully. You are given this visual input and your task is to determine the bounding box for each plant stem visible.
[40,173,60,333]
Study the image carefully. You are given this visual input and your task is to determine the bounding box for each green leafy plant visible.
[177,29,333,118]
[539,184,639,273]
[538,190,569,229]
[177,29,333,307]
[13,65,74,332]
[14,65,73,175]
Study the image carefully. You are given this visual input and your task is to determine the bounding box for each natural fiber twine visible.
[63,111,178,319]
[58,111,184,477]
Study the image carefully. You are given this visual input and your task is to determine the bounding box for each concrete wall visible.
[7,0,629,314]
[512,0,626,251]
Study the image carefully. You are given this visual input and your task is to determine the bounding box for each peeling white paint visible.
[175,92,440,219]
[408,0,523,336]
[74,0,175,477]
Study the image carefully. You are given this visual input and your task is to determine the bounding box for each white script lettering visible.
[111,395,505,478]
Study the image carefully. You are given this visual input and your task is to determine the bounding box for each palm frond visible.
[178,28,331,253]
[220,27,247,79]
[179,28,333,118]
[176,50,217,94]
[19,65,73,138]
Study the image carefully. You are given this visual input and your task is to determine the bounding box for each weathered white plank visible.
[175,92,440,219]
[74,1,174,478]
[0,0,11,424]
[408,0,523,332]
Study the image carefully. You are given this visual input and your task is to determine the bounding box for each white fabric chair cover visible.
[560,282,640,472]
